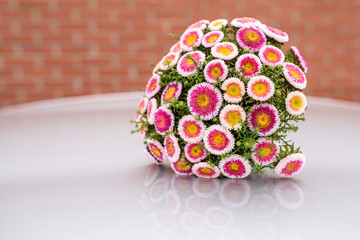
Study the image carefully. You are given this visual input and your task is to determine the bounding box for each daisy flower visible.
[184,142,207,163]
[247,75,275,101]
[147,139,166,162]
[171,157,193,175]
[147,98,157,125]
[203,124,235,155]
[152,62,162,75]
[248,103,280,136]
[145,75,161,98]
[161,81,182,104]
[136,97,148,121]
[180,29,203,52]
[211,42,239,60]
[260,24,289,43]
[170,41,182,54]
[221,78,246,103]
[209,19,228,31]
[177,50,206,77]
[143,148,160,165]
[285,91,307,115]
[282,62,307,89]
[192,178,220,198]
[231,17,261,28]
[291,46,308,73]
[236,26,266,52]
[219,180,251,208]
[164,134,181,162]
[187,19,209,31]
[219,154,252,179]
[251,138,279,165]
[235,53,262,79]
[204,59,228,83]
[187,82,223,121]
[178,115,206,143]
[258,45,285,67]
[202,31,224,48]
[160,52,180,70]
[154,106,174,135]
[219,104,246,130]
[139,122,147,138]
[192,162,221,178]
[274,153,306,177]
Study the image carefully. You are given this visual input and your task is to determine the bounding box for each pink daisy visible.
[231,17,261,28]
[145,75,161,98]
[164,134,181,162]
[203,124,235,155]
[211,42,239,60]
[180,29,203,52]
[274,153,306,177]
[219,155,252,179]
[202,31,224,48]
[260,24,289,43]
[170,41,182,54]
[251,138,279,165]
[192,162,221,178]
[160,52,180,70]
[177,51,206,77]
[187,19,209,31]
[221,78,246,103]
[219,104,246,130]
[147,139,166,162]
[204,59,228,83]
[235,53,262,79]
[171,157,193,175]
[258,45,285,67]
[143,148,160,165]
[247,75,275,101]
[285,91,307,116]
[236,26,266,52]
[154,106,174,135]
[282,62,307,89]
[161,81,182,104]
[136,97,148,121]
[152,61,162,76]
[291,46,308,73]
[248,103,280,136]
[187,82,223,121]
[184,142,207,163]
[219,180,251,208]
[147,98,157,125]
[209,19,228,31]
[178,115,206,143]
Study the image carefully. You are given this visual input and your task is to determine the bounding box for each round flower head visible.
[202,31,224,48]
[260,24,289,43]
[247,75,275,101]
[143,148,160,164]
[251,138,279,165]
[285,91,307,116]
[192,162,221,178]
[236,26,266,52]
[160,52,180,70]
[211,42,239,60]
[282,62,307,89]
[248,103,280,136]
[178,115,206,143]
[291,46,308,73]
[139,122,147,138]
[154,106,174,135]
[187,19,209,31]
[274,153,306,177]
[145,75,161,98]
[235,53,262,79]
[221,78,246,103]
[164,134,181,162]
[136,97,148,121]
[219,180,251,208]
[177,51,206,77]
[184,142,207,163]
[219,104,246,130]
[147,139,166,162]
[171,157,193,175]
[203,124,235,155]
[180,29,203,52]
[152,61,162,76]
[204,59,228,83]
[161,81,182,104]
[187,82,223,121]
[147,98,157,125]
[231,17,261,28]
[219,155,252,179]
[170,41,182,54]
[209,19,228,31]
[258,45,285,67]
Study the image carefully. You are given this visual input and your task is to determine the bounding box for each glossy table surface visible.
[0,92,359,240]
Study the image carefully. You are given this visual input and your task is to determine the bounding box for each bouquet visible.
[131,17,308,179]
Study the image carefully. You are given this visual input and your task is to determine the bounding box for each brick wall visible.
[0,0,359,107]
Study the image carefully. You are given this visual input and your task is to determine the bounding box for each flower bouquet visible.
[131,17,308,179]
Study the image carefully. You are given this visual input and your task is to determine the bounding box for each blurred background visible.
[0,0,359,108]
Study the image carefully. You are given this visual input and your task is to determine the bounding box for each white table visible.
[0,92,359,240]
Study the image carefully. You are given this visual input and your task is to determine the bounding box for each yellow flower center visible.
[150,81,156,90]
[211,66,221,77]
[190,146,201,157]
[208,35,218,43]
[253,82,268,95]
[177,161,188,170]
[167,141,174,155]
[164,56,174,65]
[139,102,144,111]
[186,58,194,66]
[185,123,199,135]
[290,69,300,80]
[196,93,210,108]
[271,27,282,34]
[164,86,176,101]
[213,21,222,27]
[287,163,297,171]
[218,47,231,55]
[256,113,270,128]
[229,162,240,171]
[244,61,255,72]
[226,84,241,97]
[174,44,180,51]
[245,30,260,42]
[186,34,197,45]
[200,168,212,174]
[213,134,224,147]
[290,96,303,110]
[151,145,161,157]
[266,51,278,61]
[226,111,242,127]
[260,147,271,157]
